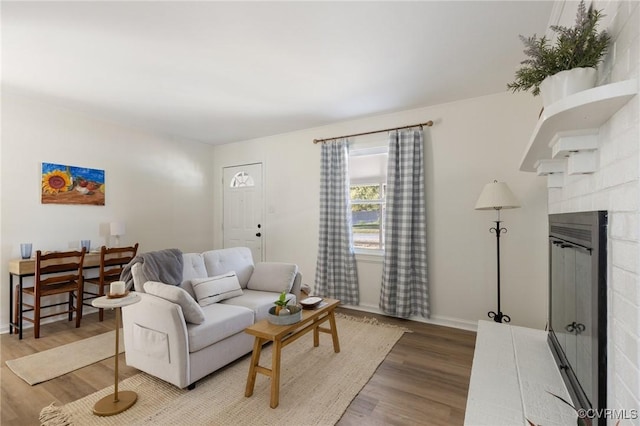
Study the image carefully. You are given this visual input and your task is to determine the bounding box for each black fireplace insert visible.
[548,211,607,423]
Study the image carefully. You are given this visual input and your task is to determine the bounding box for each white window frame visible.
[349,146,388,256]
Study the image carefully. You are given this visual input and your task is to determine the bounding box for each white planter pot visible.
[539,67,597,108]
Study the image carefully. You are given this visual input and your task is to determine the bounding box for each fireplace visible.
[548,211,607,422]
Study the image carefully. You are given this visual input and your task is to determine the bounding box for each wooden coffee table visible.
[244,298,340,408]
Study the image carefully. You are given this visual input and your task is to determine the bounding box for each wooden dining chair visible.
[20,248,86,338]
[83,243,138,321]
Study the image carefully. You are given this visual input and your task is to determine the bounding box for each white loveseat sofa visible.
[121,247,301,389]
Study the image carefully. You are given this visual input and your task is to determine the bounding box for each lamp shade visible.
[110,222,126,236]
[475,181,520,210]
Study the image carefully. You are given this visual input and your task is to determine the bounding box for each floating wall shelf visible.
[519,79,638,173]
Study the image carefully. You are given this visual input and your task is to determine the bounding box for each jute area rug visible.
[6,330,124,386]
[40,314,406,426]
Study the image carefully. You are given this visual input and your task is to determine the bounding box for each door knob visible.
[256,232,261,237]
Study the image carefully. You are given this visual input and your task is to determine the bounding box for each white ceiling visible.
[1,1,554,145]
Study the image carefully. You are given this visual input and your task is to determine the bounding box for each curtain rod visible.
[313,120,433,144]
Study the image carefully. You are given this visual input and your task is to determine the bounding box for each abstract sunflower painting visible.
[41,162,105,206]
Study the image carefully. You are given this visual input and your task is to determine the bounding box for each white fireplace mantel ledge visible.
[519,79,638,173]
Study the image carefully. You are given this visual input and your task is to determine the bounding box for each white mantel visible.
[519,79,637,188]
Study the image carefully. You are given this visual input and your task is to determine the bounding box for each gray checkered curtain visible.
[380,129,429,318]
[315,139,359,305]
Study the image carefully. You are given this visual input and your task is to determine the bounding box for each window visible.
[351,183,385,250]
[229,171,255,188]
[349,148,388,251]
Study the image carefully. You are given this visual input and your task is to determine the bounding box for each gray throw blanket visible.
[120,248,183,290]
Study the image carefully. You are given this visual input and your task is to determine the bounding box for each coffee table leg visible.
[245,337,263,397]
[270,339,282,408]
[329,310,341,353]
[313,318,320,347]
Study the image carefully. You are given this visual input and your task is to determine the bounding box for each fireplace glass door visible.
[550,238,594,405]
[548,211,606,421]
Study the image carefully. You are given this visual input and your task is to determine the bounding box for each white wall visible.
[0,79,553,338]
[0,92,216,331]
[212,90,548,330]
[546,0,640,419]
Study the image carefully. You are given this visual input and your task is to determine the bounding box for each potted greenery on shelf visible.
[507,0,610,107]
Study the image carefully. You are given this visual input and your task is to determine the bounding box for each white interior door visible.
[223,163,263,261]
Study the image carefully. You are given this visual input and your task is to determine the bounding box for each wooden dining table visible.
[8,252,103,339]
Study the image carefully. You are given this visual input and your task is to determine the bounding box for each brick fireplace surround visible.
[545,1,639,418]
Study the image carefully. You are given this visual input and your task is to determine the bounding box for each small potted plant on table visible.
[274,290,290,315]
[268,290,302,325]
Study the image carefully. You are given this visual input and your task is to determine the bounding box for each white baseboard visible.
[342,303,478,332]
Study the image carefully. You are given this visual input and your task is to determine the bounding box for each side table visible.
[91,293,140,416]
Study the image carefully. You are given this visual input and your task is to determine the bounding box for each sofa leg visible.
[187,382,196,390]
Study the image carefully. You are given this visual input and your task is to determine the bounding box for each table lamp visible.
[110,222,126,247]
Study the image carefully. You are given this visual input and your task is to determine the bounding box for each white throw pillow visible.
[192,272,244,307]
[246,263,298,293]
[143,281,205,325]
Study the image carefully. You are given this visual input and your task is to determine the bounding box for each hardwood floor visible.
[1,310,139,425]
[335,309,476,426]
[1,308,476,425]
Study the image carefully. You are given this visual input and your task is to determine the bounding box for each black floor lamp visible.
[475,180,520,323]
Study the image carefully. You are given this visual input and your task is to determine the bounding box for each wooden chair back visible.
[35,249,86,296]
[84,243,138,321]
[99,243,139,286]
[19,248,87,338]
